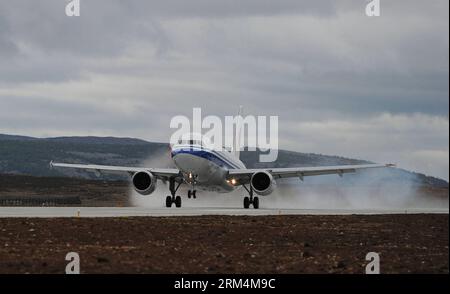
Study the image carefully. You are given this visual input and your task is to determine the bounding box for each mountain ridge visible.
[0,133,447,188]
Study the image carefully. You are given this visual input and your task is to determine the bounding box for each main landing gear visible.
[165,178,182,208]
[165,175,198,208]
[242,184,259,209]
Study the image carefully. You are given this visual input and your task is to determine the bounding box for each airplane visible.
[50,111,394,209]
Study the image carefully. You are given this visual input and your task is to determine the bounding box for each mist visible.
[130,153,448,210]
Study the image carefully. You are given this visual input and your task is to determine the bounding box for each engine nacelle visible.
[132,171,157,195]
[251,171,276,196]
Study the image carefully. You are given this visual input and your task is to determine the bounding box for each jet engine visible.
[251,171,276,196]
[132,171,157,195]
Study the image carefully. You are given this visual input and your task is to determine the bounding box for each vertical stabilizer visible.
[233,106,243,159]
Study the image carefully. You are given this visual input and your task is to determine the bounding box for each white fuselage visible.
[171,143,246,192]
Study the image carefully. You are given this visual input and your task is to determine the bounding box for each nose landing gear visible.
[187,190,197,199]
[187,172,198,199]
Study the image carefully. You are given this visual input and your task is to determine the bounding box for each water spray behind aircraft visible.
[130,152,447,209]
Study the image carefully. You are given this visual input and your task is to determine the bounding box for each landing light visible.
[231,178,237,185]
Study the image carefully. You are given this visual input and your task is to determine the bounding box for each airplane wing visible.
[50,161,181,179]
[228,163,394,181]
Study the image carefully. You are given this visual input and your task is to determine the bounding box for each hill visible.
[0,134,448,188]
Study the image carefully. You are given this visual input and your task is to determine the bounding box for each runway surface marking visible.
[0,207,448,217]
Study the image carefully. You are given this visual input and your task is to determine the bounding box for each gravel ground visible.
[0,214,447,274]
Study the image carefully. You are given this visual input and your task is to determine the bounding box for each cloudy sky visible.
[0,0,448,180]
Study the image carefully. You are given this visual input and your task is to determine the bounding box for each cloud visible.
[0,0,448,180]
[281,113,449,180]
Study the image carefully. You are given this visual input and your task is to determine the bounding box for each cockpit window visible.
[178,139,202,145]
[222,146,231,152]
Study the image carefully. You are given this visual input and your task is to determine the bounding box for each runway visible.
[0,206,448,217]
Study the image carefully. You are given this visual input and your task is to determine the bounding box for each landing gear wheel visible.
[193,190,197,199]
[188,190,191,199]
[165,196,172,208]
[253,197,259,209]
[175,196,182,208]
[243,197,250,209]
